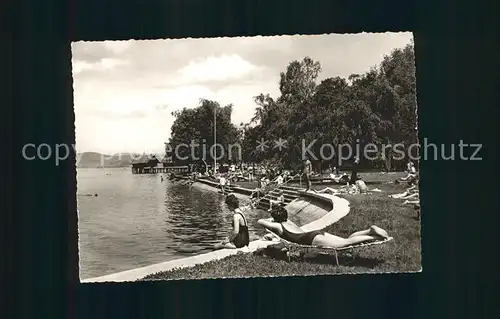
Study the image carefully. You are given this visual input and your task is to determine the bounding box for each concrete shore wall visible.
[194,178,256,196]
[82,190,350,283]
[189,180,253,201]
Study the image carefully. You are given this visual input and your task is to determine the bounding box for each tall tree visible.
[237,42,417,171]
[168,99,239,164]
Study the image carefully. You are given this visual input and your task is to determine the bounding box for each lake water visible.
[77,167,268,279]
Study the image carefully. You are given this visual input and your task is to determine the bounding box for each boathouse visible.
[131,157,159,174]
[131,158,190,174]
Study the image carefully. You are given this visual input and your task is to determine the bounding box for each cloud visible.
[71,42,115,63]
[89,109,148,119]
[72,32,414,153]
[72,58,128,75]
[177,54,260,84]
[154,104,169,111]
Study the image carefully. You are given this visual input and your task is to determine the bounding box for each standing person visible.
[283,171,291,183]
[350,156,360,184]
[219,174,227,195]
[260,177,268,189]
[303,157,312,192]
[276,174,284,186]
[269,168,276,180]
[214,194,250,249]
[248,165,254,182]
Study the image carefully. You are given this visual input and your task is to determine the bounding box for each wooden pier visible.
[131,165,190,174]
[131,158,190,174]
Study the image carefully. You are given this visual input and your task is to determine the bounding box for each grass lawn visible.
[141,181,421,281]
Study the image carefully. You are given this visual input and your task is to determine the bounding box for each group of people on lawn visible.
[213,154,362,198]
[391,161,420,218]
[213,157,422,251]
[214,193,390,250]
[214,156,390,251]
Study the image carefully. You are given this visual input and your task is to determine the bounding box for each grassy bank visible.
[141,181,421,281]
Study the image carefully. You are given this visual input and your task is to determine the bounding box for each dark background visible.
[3,0,498,318]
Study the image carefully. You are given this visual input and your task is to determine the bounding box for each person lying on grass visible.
[314,180,368,195]
[258,206,390,249]
[330,173,349,183]
[401,192,419,200]
[213,194,250,250]
[390,184,419,199]
[403,199,420,206]
[313,187,340,195]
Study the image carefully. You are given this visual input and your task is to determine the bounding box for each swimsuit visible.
[231,212,249,248]
[280,224,324,246]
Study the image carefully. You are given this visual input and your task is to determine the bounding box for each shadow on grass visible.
[256,247,384,269]
[299,252,383,268]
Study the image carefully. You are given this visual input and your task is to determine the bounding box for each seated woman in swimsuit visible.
[400,163,417,181]
[258,206,390,248]
[213,194,250,250]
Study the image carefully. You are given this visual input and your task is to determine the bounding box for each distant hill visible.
[76,152,159,168]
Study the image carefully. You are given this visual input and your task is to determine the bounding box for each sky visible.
[72,32,413,154]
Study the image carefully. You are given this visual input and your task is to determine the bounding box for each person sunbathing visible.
[258,206,390,249]
[390,185,418,198]
[400,174,416,182]
[313,187,340,195]
[400,192,419,200]
[403,199,420,205]
[342,183,362,194]
[355,180,368,193]
[400,162,417,181]
[329,172,349,183]
[315,182,364,195]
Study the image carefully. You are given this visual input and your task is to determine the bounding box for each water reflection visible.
[163,183,229,253]
[78,168,269,278]
[162,182,269,254]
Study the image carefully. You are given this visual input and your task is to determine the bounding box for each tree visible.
[245,57,323,169]
[178,42,418,172]
[372,44,417,170]
[278,57,322,105]
[168,99,239,165]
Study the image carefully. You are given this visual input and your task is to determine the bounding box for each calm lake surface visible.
[77,167,268,279]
